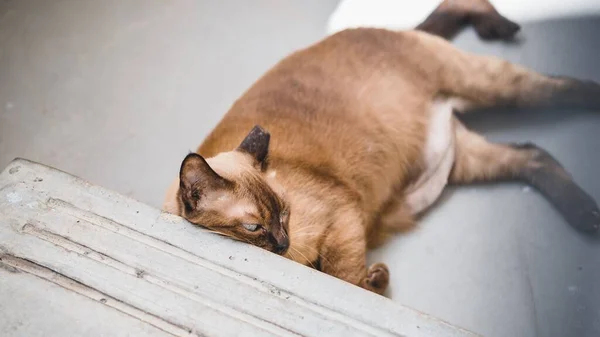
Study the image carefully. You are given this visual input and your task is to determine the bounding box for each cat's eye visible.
[280,210,289,222]
[242,223,261,232]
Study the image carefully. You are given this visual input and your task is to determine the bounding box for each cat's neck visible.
[264,161,359,268]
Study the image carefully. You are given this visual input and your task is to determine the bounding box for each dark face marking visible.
[176,151,291,254]
[247,174,290,254]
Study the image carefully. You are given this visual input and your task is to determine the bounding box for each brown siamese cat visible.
[164,0,600,295]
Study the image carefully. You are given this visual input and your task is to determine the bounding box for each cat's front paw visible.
[363,263,389,295]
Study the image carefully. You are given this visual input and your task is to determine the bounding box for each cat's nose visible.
[269,232,289,254]
[273,240,289,255]
[268,227,289,254]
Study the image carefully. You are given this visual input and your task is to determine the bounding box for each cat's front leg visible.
[318,215,390,295]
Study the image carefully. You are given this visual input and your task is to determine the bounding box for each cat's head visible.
[176,126,290,255]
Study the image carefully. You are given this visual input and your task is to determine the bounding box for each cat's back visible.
[201,28,429,158]
[198,28,433,207]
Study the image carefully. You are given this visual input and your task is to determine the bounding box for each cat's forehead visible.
[202,193,259,220]
[206,151,254,178]
[204,150,286,215]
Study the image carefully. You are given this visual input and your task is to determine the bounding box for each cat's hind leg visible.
[450,119,600,233]
[439,49,600,112]
[416,0,520,41]
[401,28,600,233]
[403,30,600,112]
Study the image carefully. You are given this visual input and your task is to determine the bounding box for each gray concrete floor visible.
[1,2,600,337]
[0,0,340,208]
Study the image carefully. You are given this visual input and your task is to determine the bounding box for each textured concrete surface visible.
[0,159,478,337]
[1,1,599,337]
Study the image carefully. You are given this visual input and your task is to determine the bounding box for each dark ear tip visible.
[179,152,226,190]
[179,153,206,176]
[181,152,203,166]
[183,152,202,160]
[251,125,270,137]
[237,125,271,165]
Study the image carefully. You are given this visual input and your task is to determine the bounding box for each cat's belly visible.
[404,98,456,215]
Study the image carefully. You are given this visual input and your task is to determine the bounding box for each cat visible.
[163,0,600,295]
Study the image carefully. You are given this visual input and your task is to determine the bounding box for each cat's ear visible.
[237,125,270,167]
[179,153,228,205]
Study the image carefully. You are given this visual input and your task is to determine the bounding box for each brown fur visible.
[164,0,600,296]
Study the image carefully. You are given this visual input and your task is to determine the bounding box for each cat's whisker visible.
[290,246,316,269]
[291,241,333,268]
[286,249,298,262]
[290,231,321,239]
[289,230,323,241]
[289,227,317,236]
[203,229,253,245]
[203,229,232,238]
[234,235,254,245]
